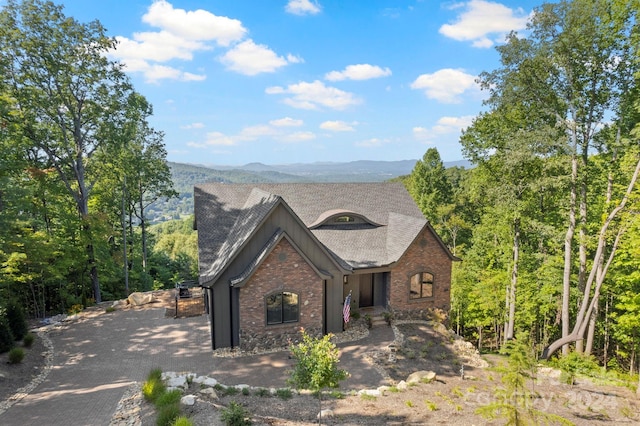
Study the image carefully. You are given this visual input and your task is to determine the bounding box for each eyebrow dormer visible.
[309,209,382,230]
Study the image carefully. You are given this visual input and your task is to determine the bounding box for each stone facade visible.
[238,238,323,351]
[388,227,452,319]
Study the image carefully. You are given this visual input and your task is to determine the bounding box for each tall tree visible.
[408,148,451,224]
[0,0,135,302]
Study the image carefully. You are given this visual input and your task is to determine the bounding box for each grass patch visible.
[155,389,182,408]
[405,400,414,407]
[223,386,240,396]
[8,347,25,364]
[23,332,35,348]
[172,416,194,426]
[156,403,181,426]
[253,388,270,397]
[425,399,438,411]
[276,388,293,400]
[388,386,400,393]
[360,394,377,401]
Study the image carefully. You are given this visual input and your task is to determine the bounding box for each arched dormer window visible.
[309,209,382,230]
[266,291,299,325]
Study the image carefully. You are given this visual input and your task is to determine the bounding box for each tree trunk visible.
[542,157,640,359]
[506,217,520,341]
[122,178,129,295]
[584,295,598,356]
[562,151,578,356]
[576,143,589,353]
[139,193,148,273]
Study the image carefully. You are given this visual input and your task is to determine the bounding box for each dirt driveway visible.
[0,300,393,426]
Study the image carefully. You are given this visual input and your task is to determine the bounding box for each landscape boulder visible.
[406,370,436,384]
[127,292,155,306]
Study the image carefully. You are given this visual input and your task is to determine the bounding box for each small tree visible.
[288,329,348,424]
[477,333,573,425]
[6,300,28,341]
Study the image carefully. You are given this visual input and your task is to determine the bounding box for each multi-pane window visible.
[266,291,299,325]
[410,272,433,299]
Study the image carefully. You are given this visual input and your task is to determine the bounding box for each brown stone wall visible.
[388,227,452,318]
[239,237,323,351]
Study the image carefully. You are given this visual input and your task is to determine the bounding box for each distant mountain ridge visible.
[146,159,471,223]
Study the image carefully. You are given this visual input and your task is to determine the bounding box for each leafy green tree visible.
[0,0,136,302]
[288,330,348,424]
[407,148,451,224]
[477,334,573,425]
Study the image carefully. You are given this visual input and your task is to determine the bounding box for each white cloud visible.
[413,115,475,140]
[270,117,304,127]
[280,131,317,143]
[114,32,208,62]
[199,132,236,146]
[143,0,246,45]
[320,120,356,132]
[266,80,361,110]
[325,64,392,81]
[220,39,296,75]
[138,63,206,83]
[110,1,248,82]
[181,122,205,129]
[410,68,478,103]
[286,53,304,64]
[237,124,279,140]
[285,0,322,16]
[439,0,529,48]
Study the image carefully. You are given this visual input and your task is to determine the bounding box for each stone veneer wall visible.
[388,227,452,321]
[238,238,323,352]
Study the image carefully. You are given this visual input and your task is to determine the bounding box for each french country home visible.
[194,182,459,350]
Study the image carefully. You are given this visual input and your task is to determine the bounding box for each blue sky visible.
[53,0,538,166]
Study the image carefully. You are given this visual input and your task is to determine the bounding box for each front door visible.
[359,275,373,307]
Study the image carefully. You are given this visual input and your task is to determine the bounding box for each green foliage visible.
[23,332,35,348]
[0,318,15,353]
[476,334,573,425]
[554,352,601,385]
[171,417,193,426]
[142,369,166,403]
[6,301,28,341]
[253,388,270,397]
[156,389,183,408]
[288,330,348,392]
[275,388,292,400]
[156,403,181,426]
[220,402,252,426]
[8,347,25,364]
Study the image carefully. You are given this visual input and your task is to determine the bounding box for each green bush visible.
[220,402,252,426]
[156,389,182,408]
[156,403,181,426]
[148,368,163,381]
[143,377,166,403]
[0,318,14,353]
[6,301,28,341]
[171,416,193,426]
[23,332,35,348]
[8,347,25,364]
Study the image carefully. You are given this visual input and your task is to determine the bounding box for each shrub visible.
[0,318,14,353]
[156,403,181,426]
[143,377,166,403]
[171,416,193,426]
[156,389,182,408]
[220,402,252,426]
[275,388,292,400]
[105,306,116,313]
[6,301,28,341]
[253,388,270,397]
[8,347,25,364]
[241,387,250,396]
[23,332,35,348]
[148,368,163,381]
[68,304,83,315]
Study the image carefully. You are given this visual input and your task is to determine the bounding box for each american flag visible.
[343,292,351,323]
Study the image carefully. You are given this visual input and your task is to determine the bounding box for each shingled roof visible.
[194,182,451,285]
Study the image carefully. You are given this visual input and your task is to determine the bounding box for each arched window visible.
[410,272,433,299]
[266,291,299,325]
